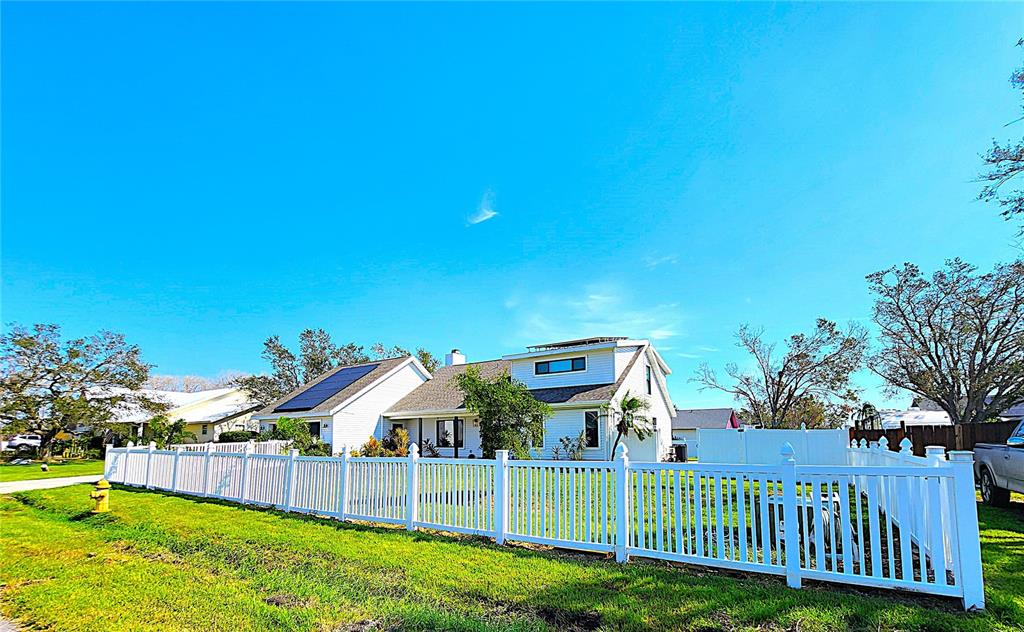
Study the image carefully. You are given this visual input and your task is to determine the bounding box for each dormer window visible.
[535,356,586,375]
[646,365,652,395]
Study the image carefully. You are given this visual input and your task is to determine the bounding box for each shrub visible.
[217,431,258,444]
[382,427,410,457]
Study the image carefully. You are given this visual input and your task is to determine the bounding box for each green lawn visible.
[0,459,104,482]
[0,485,1020,632]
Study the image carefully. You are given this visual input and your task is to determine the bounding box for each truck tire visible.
[980,466,1011,507]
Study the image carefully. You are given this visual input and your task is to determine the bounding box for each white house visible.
[384,337,676,461]
[250,356,432,453]
[114,387,258,442]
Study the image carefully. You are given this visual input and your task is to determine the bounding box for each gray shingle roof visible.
[386,348,644,415]
[254,356,409,417]
[672,407,735,430]
[386,359,511,414]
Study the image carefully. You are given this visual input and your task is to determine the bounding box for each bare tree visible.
[867,258,1024,424]
[978,39,1024,233]
[694,320,868,428]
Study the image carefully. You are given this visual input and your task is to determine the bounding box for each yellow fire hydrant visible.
[90,478,111,513]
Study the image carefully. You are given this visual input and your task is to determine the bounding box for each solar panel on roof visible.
[274,363,379,412]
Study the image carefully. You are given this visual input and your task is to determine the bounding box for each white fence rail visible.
[169,440,291,455]
[104,439,985,609]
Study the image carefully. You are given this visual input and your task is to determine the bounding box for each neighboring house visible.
[250,356,432,453]
[878,408,952,430]
[384,337,675,461]
[671,407,740,451]
[115,387,258,442]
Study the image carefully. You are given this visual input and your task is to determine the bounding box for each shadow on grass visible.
[102,485,989,620]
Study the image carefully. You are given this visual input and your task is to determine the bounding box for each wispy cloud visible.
[677,352,702,359]
[644,254,678,269]
[467,190,498,225]
[503,282,683,346]
[696,345,719,353]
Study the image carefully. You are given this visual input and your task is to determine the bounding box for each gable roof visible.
[673,407,738,430]
[254,356,410,417]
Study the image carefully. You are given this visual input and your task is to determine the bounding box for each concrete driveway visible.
[0,475,102,495]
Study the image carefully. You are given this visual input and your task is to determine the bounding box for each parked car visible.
[5,434,43,451]
[974,419,1024,507]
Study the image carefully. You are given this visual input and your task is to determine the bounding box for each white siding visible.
[611,347,674,462]
[541,407,606,460]
[328,361,430,453]
[511,348,616,390]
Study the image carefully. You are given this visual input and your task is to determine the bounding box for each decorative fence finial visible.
[615,443,629,459]
[409,442,419,457]
[899,437,913,454]
[878,436,889,450]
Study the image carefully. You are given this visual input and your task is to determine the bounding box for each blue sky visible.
[2,2,1021,410]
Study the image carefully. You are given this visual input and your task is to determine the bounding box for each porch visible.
[386,415,484,458]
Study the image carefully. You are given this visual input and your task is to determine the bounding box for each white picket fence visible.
[104,439,985,610]
[169,440,291,455]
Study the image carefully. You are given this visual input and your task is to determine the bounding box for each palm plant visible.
[605,390,652,456]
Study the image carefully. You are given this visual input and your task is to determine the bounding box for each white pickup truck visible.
[974,419,1024,507]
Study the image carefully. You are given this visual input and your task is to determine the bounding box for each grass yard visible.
[0,486,1021,632]
[0,459,104,482]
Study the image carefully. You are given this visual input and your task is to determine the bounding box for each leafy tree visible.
[415,349,440,373]
[0,324,161,454]
[694,319,869,428]
[300,329,342,383]
[455,366,550,459]
[236,330,439,407]
[978,39,1024,232]
[141,415,195,448]
[867,258,1024,424]
[853,402,882,431]
[605,390,652,455]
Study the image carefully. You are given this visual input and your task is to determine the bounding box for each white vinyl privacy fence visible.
[104,438,985,610]
[698,427,850,465]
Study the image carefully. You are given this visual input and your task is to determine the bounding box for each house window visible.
[535,357,586,375]
[436,419,463,448]
[308,422,321,438]
[201,424,208,436]
[646,365,652,395]
[584,411,599,448]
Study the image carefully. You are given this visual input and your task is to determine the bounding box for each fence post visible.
[202,442,214,497]
[337,445,349,520]
[170,447,182,492]
[780,442,801,589]
[246,439,255,456]
[614,443,630,562]
[494,450,509,544]
[407,442,420,531]
[947,451,985,611]
[284,448,298,512]
[144,441,156,489]
[240,441,252,504]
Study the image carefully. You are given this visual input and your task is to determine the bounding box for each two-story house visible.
[251,337,675,461]
[385,337,675,461]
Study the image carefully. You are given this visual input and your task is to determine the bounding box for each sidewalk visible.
[0,475,102,495]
